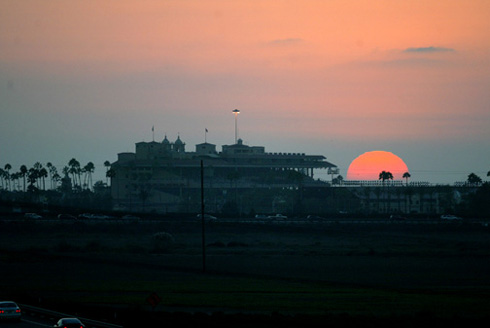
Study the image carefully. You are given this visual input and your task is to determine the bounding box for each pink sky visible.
[1,0,489,183]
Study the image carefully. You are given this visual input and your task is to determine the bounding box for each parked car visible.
[0,301,21,322]
[24,213,42,219]
[389,215,406,221]
[306,215,326,221]
[77,213,113,220]
[268,214,287,220]
[57,214,77,220]
[92,214,115,220]
[196,214,218,221]
[441,215,462,220]
[254,214,269,219]
[53,317,85,328]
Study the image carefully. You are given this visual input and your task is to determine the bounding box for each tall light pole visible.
[232,109,240,144]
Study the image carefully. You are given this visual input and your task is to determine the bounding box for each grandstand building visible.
[110,136,337,213]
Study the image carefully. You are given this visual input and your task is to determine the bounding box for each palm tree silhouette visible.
[52,172,61,190]
[379,171,393,186]
[4,164,12,191]
[39,167,48,190]
[104,161,111,184]
[28,167,39,191]
[33,162,43,189]
[47,163,59,190]
[68,158,81,189]
[83,162,95,190]
[61,166,72,192]
[10,172,19,191]
[46,162,54,189]
[378,171,393,213]
[20,165,28,192]
[403,172,411,186]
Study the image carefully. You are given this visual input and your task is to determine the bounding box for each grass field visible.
[1,219,490,326]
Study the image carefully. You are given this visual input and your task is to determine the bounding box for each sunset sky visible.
[1,0,489,184]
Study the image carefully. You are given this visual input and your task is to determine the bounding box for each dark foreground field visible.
[1,218,490,327]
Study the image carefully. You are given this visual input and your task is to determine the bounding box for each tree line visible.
[376,170,487,187]
[0,159,115,192]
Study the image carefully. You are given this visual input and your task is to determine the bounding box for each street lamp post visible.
[232,109,240,144]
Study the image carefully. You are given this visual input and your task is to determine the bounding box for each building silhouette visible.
[110,136,337,213]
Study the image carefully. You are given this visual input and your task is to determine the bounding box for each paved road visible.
[1,317,52,328]
[2,214,488,226]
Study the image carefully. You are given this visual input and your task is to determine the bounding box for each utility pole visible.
[200,160,206,273]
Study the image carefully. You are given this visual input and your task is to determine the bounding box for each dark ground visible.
[1,218,490,327]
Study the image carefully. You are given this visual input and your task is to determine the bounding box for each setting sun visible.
[346,151,409,181]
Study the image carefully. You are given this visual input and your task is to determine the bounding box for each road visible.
[1,317,52,328]
[2,213,488,226]
[0,305,122,328]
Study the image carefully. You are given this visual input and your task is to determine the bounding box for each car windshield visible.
[0,302,17,308]
[63,318,81,323]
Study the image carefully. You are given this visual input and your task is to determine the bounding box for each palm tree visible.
[33,162,43,189]
[379,171,393,186]
[20,165,28,192]
[47,163,59,190]
[61,166,72,192]
[403,172,411,186]
[10,172,19,191]
[52,172,61,189]
[68,158,81,188]
[39,167,48,190]
[4,163,12,191]
[28,167,39,191]
[378,171,393,213]
[69,166,78,187]
[46,162,54,189]
[83,162,95,190]
[8,171,14,191]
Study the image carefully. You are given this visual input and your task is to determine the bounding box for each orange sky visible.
[1,0,489,183]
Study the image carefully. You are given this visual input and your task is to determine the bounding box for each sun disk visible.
[347,151,409,181]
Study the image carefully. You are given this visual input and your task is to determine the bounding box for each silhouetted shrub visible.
[151,232,175,253]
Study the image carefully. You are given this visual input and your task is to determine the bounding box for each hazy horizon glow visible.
[1,0,490,184]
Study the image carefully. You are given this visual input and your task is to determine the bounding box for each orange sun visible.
[347,151,409,181]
